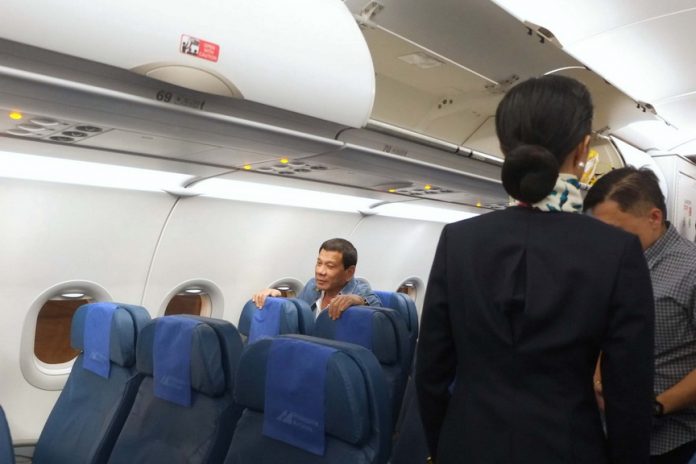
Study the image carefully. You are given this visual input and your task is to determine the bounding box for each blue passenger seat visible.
[33,302,150,464]
[374,291,419,361]
[313,306,411,426]
[390,358,429,464]
[0,406,14,464]
[107,315,244,464]
[225,335,391,464]
[238,297,314,344]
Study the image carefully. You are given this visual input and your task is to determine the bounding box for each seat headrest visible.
[314,307,398,365]
[137,316,233,399]
[238,298,300,340]
[235,336,371,446]
[374,291,411,330]
[285,298,315,335]
[71,302,151,368]
[0,406,14,464]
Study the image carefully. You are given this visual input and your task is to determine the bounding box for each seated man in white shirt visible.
[252,238,380,320]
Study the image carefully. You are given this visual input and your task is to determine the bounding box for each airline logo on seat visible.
[180,34,220,62]
[276,410,319,432]
[159,374,187,389]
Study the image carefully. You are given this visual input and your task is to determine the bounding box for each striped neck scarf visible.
[520,174,584,213]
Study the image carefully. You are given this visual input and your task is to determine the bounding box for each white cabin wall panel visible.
[144,197,447,323]
[0,179,175,440]
[3,383,59,444]
[349,216,444,313]
[674,172,696,241]
[654,155,696,240]
[0,180,174,295]
[142,197,364,324]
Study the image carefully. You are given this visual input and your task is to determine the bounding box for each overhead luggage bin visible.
[345,0,663,158]
[343,0,579,147]
[0,0,375,127]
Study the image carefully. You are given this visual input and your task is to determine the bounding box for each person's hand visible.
[252,288,281,308]
[327,294,365,320]
[593,377,605,412]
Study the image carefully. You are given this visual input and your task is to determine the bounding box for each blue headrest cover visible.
[71,302,150,368]
[314,307,398,365]
[286,298,315,335]
[248,297,285,343]
[263,338,336,455]
[154,316,201,406]
[235,337,371,446]
[238,298,299,338]
[374,291,394,308]
[137,318,226,398]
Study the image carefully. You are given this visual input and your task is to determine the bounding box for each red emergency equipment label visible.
[180,35,220,62]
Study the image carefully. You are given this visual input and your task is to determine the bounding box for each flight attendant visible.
[416,75,655,463]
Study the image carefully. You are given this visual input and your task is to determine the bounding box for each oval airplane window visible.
[275,285,296,298]
[35,295,93,364]
[165,288,212,317]
[268,278,304,299]
[21,281,112,390]
[397,279,419,301]
[159,280,224,319]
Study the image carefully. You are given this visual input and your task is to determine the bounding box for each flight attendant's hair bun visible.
[501,144,559,204]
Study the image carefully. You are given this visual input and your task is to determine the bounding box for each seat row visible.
[7,290,418,464]
[238,290,418,355]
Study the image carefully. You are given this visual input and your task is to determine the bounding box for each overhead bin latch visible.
[635,101,677,129]
[357,1,384,23]
[593,126,612,141]
[485,75,519,95]
[636,101,657,115]
[524,21,563,48]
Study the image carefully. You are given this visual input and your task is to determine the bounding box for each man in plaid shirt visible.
[585,167,696,464]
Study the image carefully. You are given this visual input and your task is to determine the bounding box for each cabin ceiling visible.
[2,0,675,212]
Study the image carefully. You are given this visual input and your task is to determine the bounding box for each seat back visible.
[374,291,418,359]
[0,406,14,464]
[396,293,418,333]
[107,315,244,464]
[34,302,150,464]
[238,297,314,344]
[225,335,391,464]
[390,362,429,464]
[313,306,410,426]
